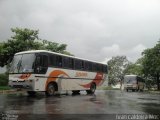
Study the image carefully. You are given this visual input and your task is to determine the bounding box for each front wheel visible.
[86,83,96,94]
[45,83,56,96]
[132,89,135,92]
[136,87,139,92]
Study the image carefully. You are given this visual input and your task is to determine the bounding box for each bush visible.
[0,73,9,86]
[145,79,156,90]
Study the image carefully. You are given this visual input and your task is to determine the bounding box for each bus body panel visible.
[9,67,107,92]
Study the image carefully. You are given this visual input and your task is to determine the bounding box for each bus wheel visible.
[86,83,96,94]
[27,91,36,96]
[137,87,139,92]
[46,83,56,96]
[72,90,80,94]
[126,89,128,92]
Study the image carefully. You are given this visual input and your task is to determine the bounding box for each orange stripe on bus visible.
[45,70,69,90]
[80,73,103,88]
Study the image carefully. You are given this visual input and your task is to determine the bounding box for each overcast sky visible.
[0,0,160,65]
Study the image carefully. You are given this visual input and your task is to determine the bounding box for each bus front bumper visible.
[8,80,33,90]
[124,85,137,90]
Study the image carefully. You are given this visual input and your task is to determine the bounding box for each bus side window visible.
[69,58,74,69]
[82,61,85,70]
[56,55,62,67]
[92,63,96,72]
[85,61,89,71]
[42,55,48,67]
[104,65,108,73]
[35,55,48,74]
[63,57,69,68]
[49,54,56,67]
[75,59,80,70]
[97,64,100,72]
[88,62,92,71]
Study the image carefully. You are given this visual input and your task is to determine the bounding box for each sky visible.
[0,0,160,69]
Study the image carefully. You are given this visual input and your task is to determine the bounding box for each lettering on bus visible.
[75,72,88,77]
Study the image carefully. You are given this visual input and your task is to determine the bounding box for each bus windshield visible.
[10,53,36,73]
[124,76,137,84]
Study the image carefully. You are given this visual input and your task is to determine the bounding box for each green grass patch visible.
[147,89,160,94]
[0,86,11,90]
[98,86,120,90]
[0,73,9,86]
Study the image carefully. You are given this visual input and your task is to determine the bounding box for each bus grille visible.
[13,85,23,88]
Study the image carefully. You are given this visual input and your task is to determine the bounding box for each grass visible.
[98,86,120,90]
[0,86,11,90]
[146,89,160,94]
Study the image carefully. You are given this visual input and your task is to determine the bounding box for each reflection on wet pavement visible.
[0,90,160,116]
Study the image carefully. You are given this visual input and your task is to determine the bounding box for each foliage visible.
[0,27,72,67]
[107,56,130,85]
[142,41,160,90]
[0,86,10,90]
[145,77,157,90]
[101,86,120,90]
[0,73,8,86]
[41,40,73,55]
[124,58,143,76]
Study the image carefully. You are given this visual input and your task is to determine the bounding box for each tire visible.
[86,83,96,94]
[137,87,139,92]
[126,89,128,92]
[132,89,135,92]
[45,83,56,96]
[140,88,144,92]
[27,91,36,96]
[72,90,80,94]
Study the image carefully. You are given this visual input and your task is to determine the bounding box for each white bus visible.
[9,50,108,96]
[124,75,145,92]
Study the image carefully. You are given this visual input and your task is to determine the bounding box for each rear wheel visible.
[45,83,56,96]
[72,90,80,94]
[137,86,140,92]
[86,83,96,94]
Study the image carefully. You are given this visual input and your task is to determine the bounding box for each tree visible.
[142,41,160,90]
[0,28,41,67]
[124,58,143,76]
[0,27,72,67]
[107,56,130,86]
[42,40,72,55]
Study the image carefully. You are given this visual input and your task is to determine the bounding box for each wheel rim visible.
[48,85,55,95]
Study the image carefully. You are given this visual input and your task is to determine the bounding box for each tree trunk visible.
[156,73,160,90]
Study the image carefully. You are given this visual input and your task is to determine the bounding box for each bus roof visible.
[15,50,107,65]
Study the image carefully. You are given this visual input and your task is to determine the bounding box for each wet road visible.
[0,90,160,120]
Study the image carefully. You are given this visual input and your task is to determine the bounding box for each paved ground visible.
[0,90,160,120]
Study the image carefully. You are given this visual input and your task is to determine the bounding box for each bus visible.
[8,50,108,96]
[124,75,145,92]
